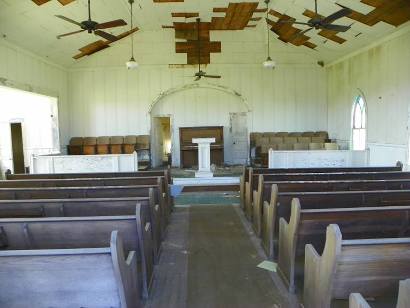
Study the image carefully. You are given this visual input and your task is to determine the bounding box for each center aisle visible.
[146,193,295,308]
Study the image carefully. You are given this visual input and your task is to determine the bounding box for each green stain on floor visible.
[175,192,240,206]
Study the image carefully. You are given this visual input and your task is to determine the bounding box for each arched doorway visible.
[150,83,251,167]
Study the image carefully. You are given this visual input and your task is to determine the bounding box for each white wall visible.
[67,29,328,166]
[0,39,68,175]
[327,28,410,166]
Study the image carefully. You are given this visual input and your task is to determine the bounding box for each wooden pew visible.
[278,199,410,293]
[303,224,410,308]
[244,171,410,220]
[262,188,410,259]
[5,169,172,184]
[0,204,154,299]
[0,230,141,308]
[350,280,410,308]
[0,195,165,266]
[240,164,402,210]
[7,170,174,212]
[0,181,170,235]
[349,294,371,308]
[0,176,173,219]
[252,177,410,238]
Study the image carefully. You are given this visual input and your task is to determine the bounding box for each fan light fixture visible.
[263,0,275,69]
[126,0,138,70]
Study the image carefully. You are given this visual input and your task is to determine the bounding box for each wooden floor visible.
[146,200,296,308]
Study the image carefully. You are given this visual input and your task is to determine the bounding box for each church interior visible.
[0,0,410,307]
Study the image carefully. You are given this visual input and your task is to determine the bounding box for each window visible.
[352,95,366,150]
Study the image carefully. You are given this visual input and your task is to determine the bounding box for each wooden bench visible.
[278,199,410,293]
[0,230,141,308]
[251,177,410,236]
[0,204,154,299]
[243,171,410,219]
[0,181,170,235]
[0,176,173,220]
[240,164,402,209]
[5,169,172,184]
[0,192,163,264]
[350,279,410,308]
[303,224,410,308]
[252,177,410,237]
[262,188,410,259]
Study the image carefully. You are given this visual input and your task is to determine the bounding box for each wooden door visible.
[10,122,25,174]
[230,113,248,165]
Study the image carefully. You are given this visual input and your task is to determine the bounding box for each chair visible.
[293,143,309,150]
[284,137,298,144]
[83,137,97,155]
[110,136,124,154]
[311,136,326,143]
[325,143,339,150]
[302,131,315,137]
[67,137,83,155]
[124,135,138,154]
[96,136,110,154]
[270,137,283,144]
[297,137,311,143]
[309,143,324,150]
[137,135,150,150]
[288,132,302,137]
[277,143,294,151]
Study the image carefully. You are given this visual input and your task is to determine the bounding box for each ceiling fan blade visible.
[321,8,352,24]
[94,30,118,42]
[320,24,351,32]
[204,75,221,79]
[57,29,86,39]
[194,75,201,81]
[55,15,83,27]
[277,20,312,26]
[96,19,127,29]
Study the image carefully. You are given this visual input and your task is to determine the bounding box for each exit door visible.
[230,112,248,165]
[10,122,25,174]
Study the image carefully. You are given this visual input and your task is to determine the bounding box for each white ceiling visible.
[0,0,408,67]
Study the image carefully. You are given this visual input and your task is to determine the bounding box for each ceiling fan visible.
[278,0,352,36]
[56,0,127,41]
[193,18,221,81]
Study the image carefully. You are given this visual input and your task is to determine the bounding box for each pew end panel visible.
[397,279,410,308]
[277,198,301,293]
[349,293,372,308]
[303,224,342,308]
[245,182,252,220]
[261,184,278,259]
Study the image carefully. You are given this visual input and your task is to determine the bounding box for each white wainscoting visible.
[31,153,138,174]
[268,149,369,168]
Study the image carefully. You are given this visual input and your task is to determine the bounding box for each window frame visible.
[351,94,367,151]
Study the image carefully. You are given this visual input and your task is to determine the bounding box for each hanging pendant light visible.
[263,0,275,69]
[126,0,138,69]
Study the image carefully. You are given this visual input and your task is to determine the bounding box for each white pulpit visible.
[192,138,215,178]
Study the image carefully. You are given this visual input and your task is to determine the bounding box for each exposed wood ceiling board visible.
[32,0,75,5]
[171,12,199,18]
[153,0,184,2]
[73,26,139,59]
[32,0,51,5]
[210,2,261,30]
[343,0,410,27]
[175,41,221,53]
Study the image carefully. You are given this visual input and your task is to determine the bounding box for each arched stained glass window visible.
[352,96,366,150]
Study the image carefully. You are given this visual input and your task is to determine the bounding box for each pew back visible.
[0,231,141,308]
[303,225,410,308]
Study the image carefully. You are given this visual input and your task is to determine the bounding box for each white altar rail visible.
[31,152,138,174]
[268,149,369,169]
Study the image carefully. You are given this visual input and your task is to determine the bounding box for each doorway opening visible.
[10,122,25,174]
[151,116,172,167]
[230,112,248,165]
